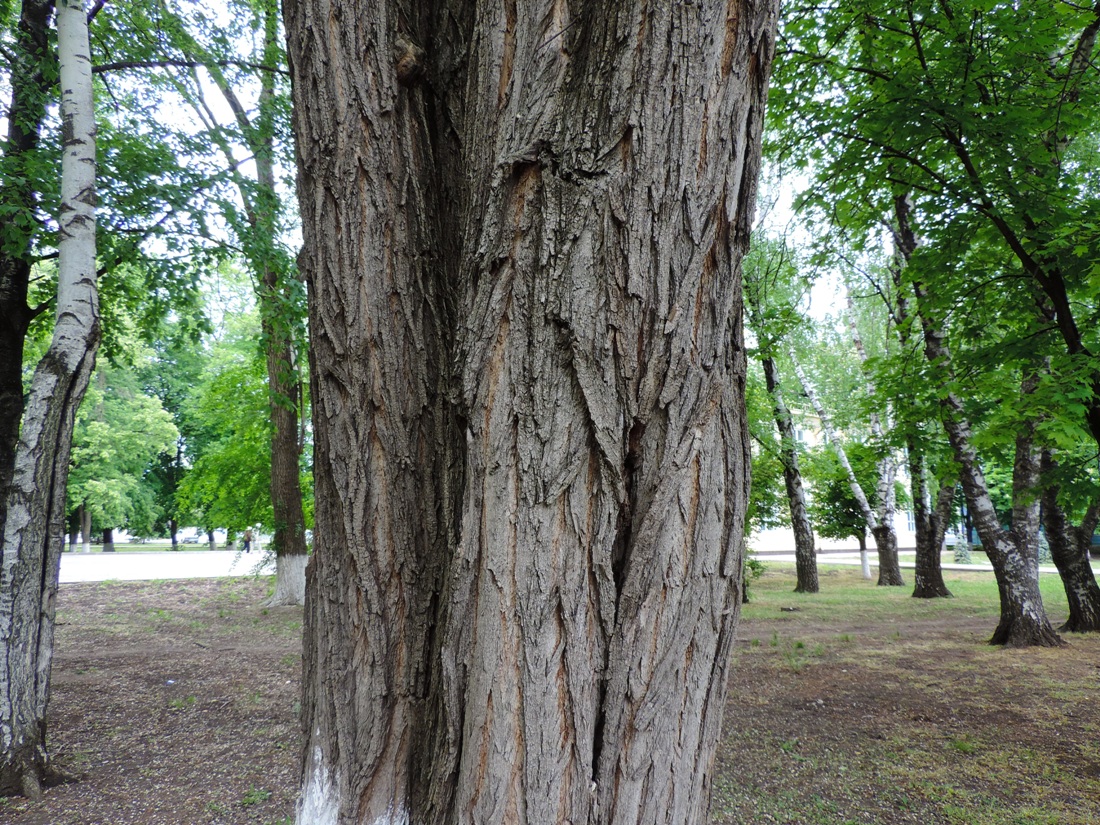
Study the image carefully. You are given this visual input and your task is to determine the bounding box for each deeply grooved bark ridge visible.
[285,0,778,822]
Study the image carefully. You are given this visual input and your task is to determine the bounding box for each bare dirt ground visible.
[2,578,300,825]
[3,568,1099,824]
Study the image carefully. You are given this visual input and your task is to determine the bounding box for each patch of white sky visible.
[753,162,845,326]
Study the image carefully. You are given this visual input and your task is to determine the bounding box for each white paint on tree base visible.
[266,553,307,606]
[297,745,338,825]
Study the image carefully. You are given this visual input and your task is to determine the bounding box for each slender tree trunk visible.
[286,1,777,822]
[79,504,90,554]
[910,447,953,598]
[1040,452,1100,632]
[888,256,951,596]
[857,533,871,579]
[169,517,178,551]
[256,8,307,608]
[204,7,308,606]
[101,527,114,552]
[843,293,904,587]
[0,0,98,795]
[895,193,1058,645]
[790,353,904,585]
[762,356,817,593]
[207,529,216,552]
[921,332,1057,645]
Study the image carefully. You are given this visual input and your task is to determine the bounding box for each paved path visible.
[752,550,1100,575]
[59,550,275,584]
[59,549,1096,584]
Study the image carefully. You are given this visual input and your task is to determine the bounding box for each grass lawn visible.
[715,564,1100,824]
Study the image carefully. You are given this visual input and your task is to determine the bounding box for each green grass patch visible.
[716,564,1100,825]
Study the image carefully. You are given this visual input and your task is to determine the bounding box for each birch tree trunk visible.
[762,356,817,592]
[0,0,55,545]
[284,0,777,822]
[858,533,871,579]
[790,353,903,586]
[844,294,904,586]
[0,0,99,795]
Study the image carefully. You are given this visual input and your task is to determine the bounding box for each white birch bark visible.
[0,0,98,796]
[789,349,903,585]
[842,296,904,585]
[789,350,876,525]
[845,295,898,526]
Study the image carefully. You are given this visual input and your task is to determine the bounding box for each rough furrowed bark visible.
[909,450,952,599]
[1040,454,1100,633]
[286,1,462,821]
[1,0,99,796]
[286,0,777,823]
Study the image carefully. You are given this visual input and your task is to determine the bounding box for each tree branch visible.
[92,58,290,77]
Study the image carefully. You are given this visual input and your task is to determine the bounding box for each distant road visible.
[59,550,275,584]
[60,548,1092,584]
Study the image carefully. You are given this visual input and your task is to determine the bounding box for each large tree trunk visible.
[762,356,817,592]
[0,0,99,796]
[909,447,953,599]
[285,1,777,822]
[1040,452,1100,633]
